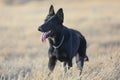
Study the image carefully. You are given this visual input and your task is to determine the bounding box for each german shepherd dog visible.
[38,5,89,75]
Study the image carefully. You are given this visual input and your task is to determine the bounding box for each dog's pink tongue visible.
[41,31,51,42]
[41,32,47,42]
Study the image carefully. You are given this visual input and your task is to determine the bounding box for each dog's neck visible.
[48,33,64,49]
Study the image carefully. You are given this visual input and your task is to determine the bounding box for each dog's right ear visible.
[56,8,64,23]
[49,5,55,15]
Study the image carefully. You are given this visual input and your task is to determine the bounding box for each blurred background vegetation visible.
[0,0,120,80]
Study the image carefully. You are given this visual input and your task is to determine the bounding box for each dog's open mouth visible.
[41,31,51,42]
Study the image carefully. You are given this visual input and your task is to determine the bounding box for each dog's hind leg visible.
[84,55,89,61]
[48,56,57,76]
[76,53,84,75]
[76,45,86,75]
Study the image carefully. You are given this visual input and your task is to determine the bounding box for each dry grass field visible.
[0,0,120,80]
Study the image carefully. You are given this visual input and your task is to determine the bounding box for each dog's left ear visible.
[49,5,55,16]
[56,8,64,23]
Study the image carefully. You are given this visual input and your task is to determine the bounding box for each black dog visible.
[38,5,88,75]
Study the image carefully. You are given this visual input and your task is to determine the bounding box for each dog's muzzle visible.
[38,27,43,31]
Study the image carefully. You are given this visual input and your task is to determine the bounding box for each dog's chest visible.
[53,48,68,62]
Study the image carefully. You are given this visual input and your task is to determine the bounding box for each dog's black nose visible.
[38,27,42,31]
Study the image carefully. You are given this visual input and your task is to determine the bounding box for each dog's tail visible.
[84,55,89,61]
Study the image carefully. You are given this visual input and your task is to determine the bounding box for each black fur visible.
[38,5,89,75]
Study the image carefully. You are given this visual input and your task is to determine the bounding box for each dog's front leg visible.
[68,59,72,70]
[48,56,57,76]
[63,62,67,73]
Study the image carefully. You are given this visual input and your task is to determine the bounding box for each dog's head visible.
[38,5,64,42]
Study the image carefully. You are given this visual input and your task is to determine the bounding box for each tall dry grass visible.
[0,0,120,80]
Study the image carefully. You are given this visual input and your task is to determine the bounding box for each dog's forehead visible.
[45,15,54,23]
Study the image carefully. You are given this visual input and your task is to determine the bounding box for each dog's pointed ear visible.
[49,5,55,15]
[56,8,64,23]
